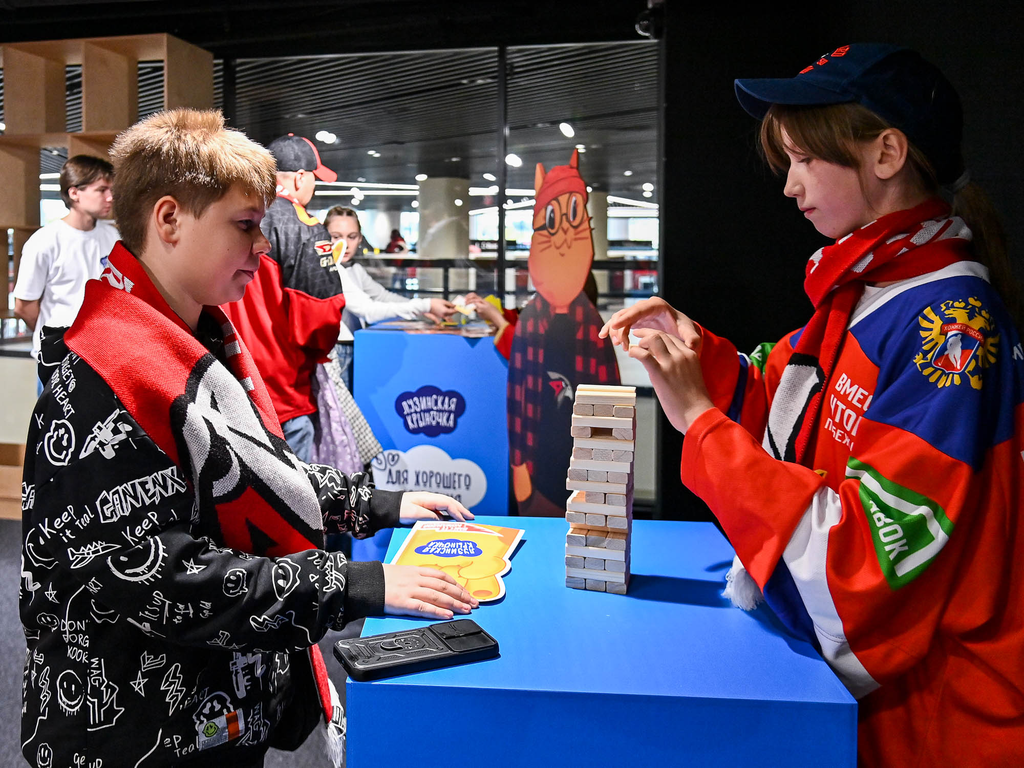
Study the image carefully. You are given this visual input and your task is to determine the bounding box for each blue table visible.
[346,517,857,767]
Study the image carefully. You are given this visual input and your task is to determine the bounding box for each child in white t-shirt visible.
[13,154,118,369]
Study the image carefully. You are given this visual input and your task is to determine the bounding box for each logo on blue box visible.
[395,385,466,437]
[414,539,483,557]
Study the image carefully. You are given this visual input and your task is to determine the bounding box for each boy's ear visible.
[152,196,183,245]
[873,128,909,181]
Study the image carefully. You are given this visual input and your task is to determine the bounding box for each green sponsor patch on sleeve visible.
[846,457,955,589]
[747,342,775,374]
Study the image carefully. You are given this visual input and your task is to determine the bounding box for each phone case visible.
[333,619,499,681]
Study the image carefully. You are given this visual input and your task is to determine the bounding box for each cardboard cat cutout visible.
[507,149,620,516]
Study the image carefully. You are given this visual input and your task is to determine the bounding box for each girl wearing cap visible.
[602,44,1023,765]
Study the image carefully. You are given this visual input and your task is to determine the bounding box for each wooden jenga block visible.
[612,405,634,418]
[585,580,606,592]
[585,513,605,527]
[612,428,634,440]
[566,478,628,494]
[566,576,586,589]
[575,390,637,406]
[585,557,605,570]
[567,490,626,515]
[570,458,631,473]
[607,493,627,507]
[574,436,635,451]
[573,447,594,460]
[607,516,629,530]
[566,528,588,547]
[592,449,615,461]
[608,471,629,484]
[571,426,591,438]
[573,403,594,416]
[587,470,608,482]
[606,559,626,573]
[612,450,633,462]
[566,566,626,584]
[566,545,625,562]
[594,403,615,416]
[572,414,634,430]
[567,467,588,481]
[584,491,605,504]
[566,555,585,569]
[606,581,628,595]
[603,531,628,551]
[566,511,587,525]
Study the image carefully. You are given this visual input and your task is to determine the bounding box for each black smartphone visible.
[333,619,499,682]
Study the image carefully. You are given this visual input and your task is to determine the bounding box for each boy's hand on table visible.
[399,491,474,523]
[425,298,456,323]
[382,564,478,618]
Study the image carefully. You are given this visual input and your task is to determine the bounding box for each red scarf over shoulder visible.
[765,198,973,465]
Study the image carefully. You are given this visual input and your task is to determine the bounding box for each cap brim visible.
[734,77,853,119]
[313,165,337,183]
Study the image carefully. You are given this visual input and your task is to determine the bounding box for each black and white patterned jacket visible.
[20,331,399,768]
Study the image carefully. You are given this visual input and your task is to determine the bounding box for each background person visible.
[324,206,455,390]
[13,154,117,389]
[223,134,343,462]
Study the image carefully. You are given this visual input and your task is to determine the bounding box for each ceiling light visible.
[315,130,337,144]
[0,121,5,131]
[642,191,653,198]
[350,187,363,198]
[624,170,633,177]
[415,173,428,181]
[586,186,593,193]
[412,200,419,208]
[505,153,523,168]
[642,182,654,191]
[449,156,461,162]
[482,173,496,181]
[350,198,360,206]
[357,177,366,182]
[559,122,575,138]
[367,150,376,155]
[454,199,464,207]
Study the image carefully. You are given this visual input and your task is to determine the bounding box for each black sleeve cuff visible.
[369,488,403,530]
[344,560,386,619]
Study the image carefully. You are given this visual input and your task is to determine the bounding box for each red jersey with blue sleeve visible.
[681,260,1024,766]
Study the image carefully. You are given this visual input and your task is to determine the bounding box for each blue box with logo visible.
[354,326,510,530]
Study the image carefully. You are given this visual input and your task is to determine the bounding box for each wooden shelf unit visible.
[1,33,214,300]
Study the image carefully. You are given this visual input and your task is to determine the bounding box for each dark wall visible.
[657,2,1024,520]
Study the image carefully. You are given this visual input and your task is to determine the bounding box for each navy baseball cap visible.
[267,133,338,183]
[735,44,963,184]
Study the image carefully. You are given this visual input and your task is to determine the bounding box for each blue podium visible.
[346,517,858,767]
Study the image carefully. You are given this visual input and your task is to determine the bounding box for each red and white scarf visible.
[64,242,340,747]
[764,198,973,465]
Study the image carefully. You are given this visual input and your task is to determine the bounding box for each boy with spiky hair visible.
[20,109,476,768]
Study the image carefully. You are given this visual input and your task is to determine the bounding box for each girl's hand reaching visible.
[599,297,701,354]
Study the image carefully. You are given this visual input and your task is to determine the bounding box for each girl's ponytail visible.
[952,182,1021,329]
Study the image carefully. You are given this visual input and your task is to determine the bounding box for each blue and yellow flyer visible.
[390,521,525,601]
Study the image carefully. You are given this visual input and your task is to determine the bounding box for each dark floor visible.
[1,518,361,768]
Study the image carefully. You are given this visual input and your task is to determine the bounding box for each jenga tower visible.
[564,384,635,594]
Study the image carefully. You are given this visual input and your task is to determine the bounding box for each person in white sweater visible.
[324,207,455,390]
[324,206,454,328]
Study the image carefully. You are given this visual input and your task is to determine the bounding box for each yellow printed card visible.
[390,521,524,602]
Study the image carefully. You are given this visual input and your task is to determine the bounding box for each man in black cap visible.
[223,134,343,461]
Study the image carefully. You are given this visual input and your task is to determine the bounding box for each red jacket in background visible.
[224,194,344,423]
